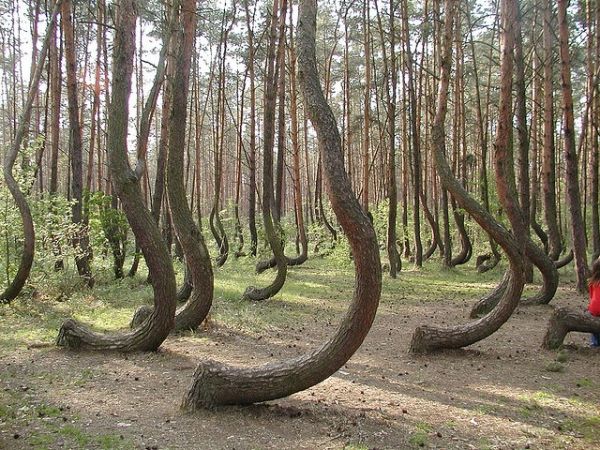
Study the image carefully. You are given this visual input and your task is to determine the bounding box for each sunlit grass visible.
[0,252,509,351]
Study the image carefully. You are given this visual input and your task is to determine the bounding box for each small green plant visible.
[545,361,565,372]
[576,378,593,388]
[408,422,433,447]
[555,350,569,363]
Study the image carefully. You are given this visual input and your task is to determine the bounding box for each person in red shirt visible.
[588,258,600,347]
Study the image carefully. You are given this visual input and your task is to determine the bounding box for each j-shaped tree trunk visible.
[209,10,233,268]
[1,2,61,303]
[542,0,562,261]
[132,0,212,331]
[469,0,558,317]
[243,0,288,301]
[287,3,308,267]
[56,0,177,351]
[181,0,381,408]
[165,0,213,331]
[449,197,472,267]
[410,0,525,353]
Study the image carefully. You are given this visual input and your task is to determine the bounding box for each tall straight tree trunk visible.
[61,0,93,287]
[542,0,562,261]
[592,0,600,259]
[86,6,103,193]
[274,17,286,223]
[401,0,423,266]
[48,0,64,271]
[57,0,177,351]
[375,0,401,277]
[361,1,371,213]
[243,0,258,257]
[557,0,589,293]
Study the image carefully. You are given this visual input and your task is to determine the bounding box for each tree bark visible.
[61,0,94,287]
[557,0,589,293]
[164,0,213,331]
[182,0,381,407]
[243,0,258,257]
[410,0,525,353]
[1,1,61,303]
[56,0,176,351]
[542,307,600,349]
[243,0,288,301]
[542,0,562,261]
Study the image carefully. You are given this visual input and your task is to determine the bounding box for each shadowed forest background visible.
[1,0,599,448]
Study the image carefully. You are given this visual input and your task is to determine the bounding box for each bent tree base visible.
[181,0,381,409]
[542,307,600,349]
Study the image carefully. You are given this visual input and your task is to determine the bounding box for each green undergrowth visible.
[0,252,513,352]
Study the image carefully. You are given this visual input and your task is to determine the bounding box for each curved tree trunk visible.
[56,0,177,351]
[1,2,61,303]
[476,241,501,273]
[243,0,288,302]
[475,0,558,310]
[554,249,573,269]
[164,0,213,331]
[471,238,559,318]
[209,14,233,269]
[422,203,442,262]
[181,0,381,408]
[410,0,525,353]
[449,198,472,267]
[542,307,600,349]
[542,0,562,261]
[177,264,193,302]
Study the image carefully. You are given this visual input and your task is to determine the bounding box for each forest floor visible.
[1,255,599,450]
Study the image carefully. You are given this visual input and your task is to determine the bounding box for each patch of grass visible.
[408,421,433,447]
[28,431,54,448]
[576,377,593,388]
[545,361,565,372]
[343,443,369,450]
[59,423,91,447]
[518,393,544,418]
[477,437,493,450]
[555,350,569,363]
[35,404,62,418]
[560,416,600,443]
[475,403,498,415]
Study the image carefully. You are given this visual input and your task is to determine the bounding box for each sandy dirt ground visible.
[1,266,599,449]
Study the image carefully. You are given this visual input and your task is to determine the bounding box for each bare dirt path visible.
[1,262,599,449]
